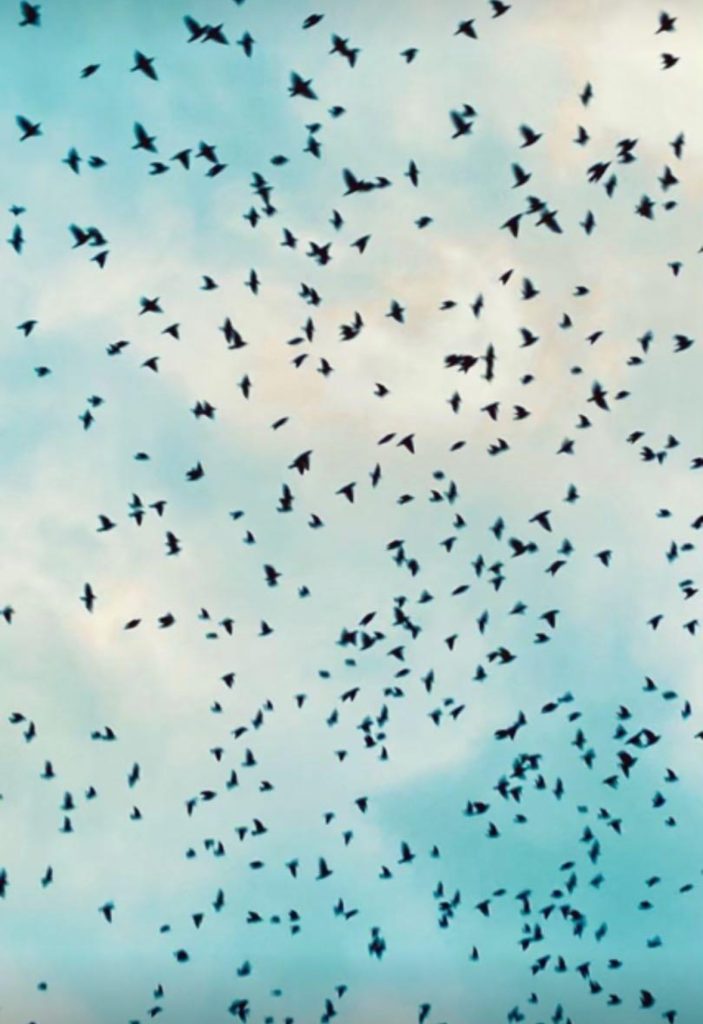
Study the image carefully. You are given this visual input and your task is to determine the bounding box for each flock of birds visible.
[2,2,703,1023]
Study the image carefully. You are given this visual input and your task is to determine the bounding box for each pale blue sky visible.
[1,1,702,1023]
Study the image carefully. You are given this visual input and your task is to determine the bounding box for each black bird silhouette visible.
[289,72,317,99]
[80,583,96,613]
[7,223,24,253]
[455,19,478,38]
[98,902,114,923]
[518,124,542,147]
[302,13,324,29]
[656,11,676,33]
[19,2,40,25]
[132,122,157,152]
[131,51,157,80]
[16,115,41,140]
[330,35,360,67]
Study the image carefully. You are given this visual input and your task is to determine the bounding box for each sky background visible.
[1,1,703,1022]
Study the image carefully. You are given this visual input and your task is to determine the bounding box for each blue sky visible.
[1,1,703,1023]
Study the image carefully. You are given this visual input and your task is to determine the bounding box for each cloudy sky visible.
[1,1,702,1022]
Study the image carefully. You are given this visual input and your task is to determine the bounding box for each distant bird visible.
[386,299,405,323]
[238,32,255,57]
[80,583,96,612]
[519,124,542,147]
[98,902,114,923]
[289,72,317,99]
[656,11,676,33]
[132,122,157,152]
[450,108,474,138]
[131,51,158,80]
[19,2,40,26]
[7,223,24,253]
[511,163,531,187]
[302,13,324,29]
[63,147,81,174]
[330,34,360,67]
[455,19,478,38]
[139,296,162,314]
[16,115,41,140]
[182,15,203,41]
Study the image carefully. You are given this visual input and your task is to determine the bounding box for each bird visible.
[131,51,158,80]
[16,115,41,140]
[19,2,40,26]
[330,35,360,67]
[511,163,531,187]
[238,32,255,57]
[7,223,24,253]
[386,299,405,323]
[80,583,96,612]
[139,296,162,314]
[132,122,157,152]
[519,124,542,147]
[289,73,317,99]
[455,19,478,39]
[98,902,114,923]
[656,11,677,33]
[63,147,81,174]
[450,109,474,138]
